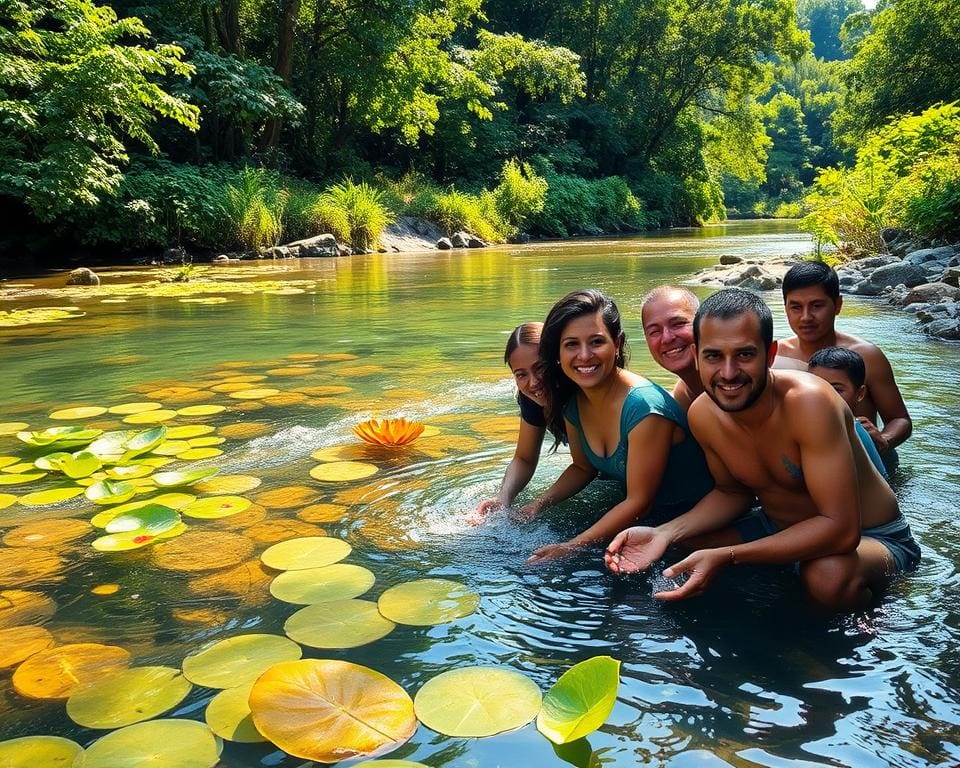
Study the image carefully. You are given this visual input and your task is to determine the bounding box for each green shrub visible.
[884,146,960,239]
[492,160,548,228]
[410,188,505,242]
[325,179,395,251]
[532,172,648,237]
[225,168,288,251]
[304,193,351,244]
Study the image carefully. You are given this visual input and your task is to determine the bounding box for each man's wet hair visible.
[693,288,773,348]
[782,260,840,301]
[808,346,866,389]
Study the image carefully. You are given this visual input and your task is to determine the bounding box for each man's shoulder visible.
[836,332,887,364]
[777,370,839,409]
[776,335,803,357]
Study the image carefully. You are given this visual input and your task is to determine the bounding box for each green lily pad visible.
[17,487,84,506]
[536,656,621,745]
[87,430,141,460]
[0,735,84,767]
[66,665,192,729]
[120,426,168,461]
[284,599,395,649]
[414,666,542,738]
[0,472,47,486]
[181,633,302,689]
[270,563,376,605]
[85,479,137,505]
[55,450,102,479]
[377,579,479,626]
[152,468,219,488]
[105,504,180,535]
[105,464,154,480]
[90,493,195,528]
[17,426,102,448]
[92,523,186,552]
[180,495,251,519]
[203,681,266,743]
[83,719,222,768]
[260,536,351,571]
[34,452,71,471]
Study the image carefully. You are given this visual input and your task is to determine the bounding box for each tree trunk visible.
[261,0,302,149]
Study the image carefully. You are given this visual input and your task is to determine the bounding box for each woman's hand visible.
[514,500,543,522]
[604,526,669,574]
[526,541,580,564]
[468,498,504,525]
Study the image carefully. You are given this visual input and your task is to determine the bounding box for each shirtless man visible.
[604,288,920,611]
[641,286,703,410]
[774,261,911,468]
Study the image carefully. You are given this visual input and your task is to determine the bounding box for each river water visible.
[0,220,958,766]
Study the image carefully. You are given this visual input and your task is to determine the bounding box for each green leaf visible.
[536,656,620,745]
[120,426,167,461]
[105,504,180,535]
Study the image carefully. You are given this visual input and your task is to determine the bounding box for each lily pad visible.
[0,422,30,436]
[355,763,431,768]
[204,681,265,743]
[194,475,261,495]
[152,440,192,456]
[107,402,164,415]
[260,536,350,571]
[17,426,102,448]
[12,643,131,699]
[187,436,225,447]
[0,589,57,628]
[93,522,186,552]
[297,502,347,523]
[228,388,280,399]
[1,461,36,473]
[3,518,91,547]
[177,405,226,416]
[83,719,222,768]
[49,405,107,420]
[377,579,480,626]
[152,531,254,572]
[86,479,137,505]
[181,633,302,689]
[414,666,542,738]
[181,495,251,519]
[270,563,376,605]
[0,548,64,587]
[0,472,47,486]
[249,659,416,763]
[0,625,55,668]
[105,504,181,535]
[123,409,178,425]
[0,306,85,328]
[105,464,154,480]
[90,493,195,528]
[66,665,192,729]
[165,425,216,440]
[536,656,621,745]
[176,447,222,460]
[252,485,318,509]
[17,487,83,506]
[120,426,168,460]
[310,461,379,482]
[87,429,140,459]
[0,494,15,510]
[0,457,17,469]
[284,599,395,649]
[152,468,219,488]
[48,450,102,479]
[0,736,84,768]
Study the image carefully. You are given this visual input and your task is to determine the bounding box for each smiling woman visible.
[522,289,714,563]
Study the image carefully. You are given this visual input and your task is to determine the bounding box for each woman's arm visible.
[520,420,596,518]
[476,419,546,513]
[527,415,674,561]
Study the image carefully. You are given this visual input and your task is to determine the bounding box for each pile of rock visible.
[690,254,801,292]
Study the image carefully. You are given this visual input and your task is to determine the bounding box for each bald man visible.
[641,286,703,410]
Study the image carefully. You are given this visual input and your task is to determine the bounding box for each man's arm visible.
[860,345,912,452]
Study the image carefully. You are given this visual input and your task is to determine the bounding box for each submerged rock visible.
[451,231,486,248]
[437,237,453,250]
[66,267,99,286]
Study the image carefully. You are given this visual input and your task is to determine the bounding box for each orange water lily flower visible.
[352,418,424,447]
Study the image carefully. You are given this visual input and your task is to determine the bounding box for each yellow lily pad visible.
[0,422,30,436]
[107,402,164,415]
[0,736,84,768]
[49,405,107,420]
[297,502,347,523]
[0,589,56,628]
[270,563,376,605]
[193,475,261,495]
[0,625,55,668]
[152,468,219,488]
[123,410,177,425]
[66,666,192,729]
[17,487,83,506]
[260,536,351,571]
[165,425,216,440]
[0,547,65,588]
[181,633,302,689]
[12,643,132,699]
[249,659,416,763]
[176,447,223,460]
[152,440,192,456]
[309,461,379,482]
[152,531,253,572]
[181,495,251,519]
[252,485,318,509]
[91,583,120,595]
[187,436,225,447]
[0,457,17,469]
[0,472,47,486]
[377,579,480,626]
[228,388,281,399]
[1,462,36,473]
[284,599,395,649]
[85,479,137,505]
[83,719,222,768]
[204,681,265,743]
[177,405,226,416]
[3,518,90,547]
[105,464,154,480]
[413,667,542,737]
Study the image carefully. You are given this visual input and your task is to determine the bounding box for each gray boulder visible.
[902,302,931,314]
[720,254,744,265]
[942,267,960,288]
[437,237,453,250]
[902,282,960,305]
[451,231,486,248]
[917,304,955,322]
[278,234,340,258]
[922,316,960,340]
[66,267,100,286]
[508,232,531,244]
[949,254,960,268]
[903,246,955,265]
[845,255,900,272]
[865,261,928,292]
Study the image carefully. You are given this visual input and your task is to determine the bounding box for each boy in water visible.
[807,347,888,481]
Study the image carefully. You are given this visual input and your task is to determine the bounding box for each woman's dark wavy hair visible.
[538,289,627,450]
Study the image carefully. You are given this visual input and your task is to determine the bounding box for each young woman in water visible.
[475,322,551,515]
[524,289,714,562]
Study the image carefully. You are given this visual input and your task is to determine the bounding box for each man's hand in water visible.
[468,498,504,525]
[604,526,669,574]
[514,501,543,522]
[857,417,890,454]
[526,541,580,564]
[652,548,729,600]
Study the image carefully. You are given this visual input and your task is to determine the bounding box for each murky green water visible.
[1,220,959,766]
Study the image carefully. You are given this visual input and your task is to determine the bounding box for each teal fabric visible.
[854,419,888,480]
[563,380,714,514]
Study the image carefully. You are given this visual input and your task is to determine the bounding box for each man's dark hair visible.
[782,260,840,301]
[693,288,773,348]
[808,346,866,389]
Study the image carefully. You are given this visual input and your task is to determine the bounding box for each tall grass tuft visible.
[225,167,288,251]
[326,179,395,251]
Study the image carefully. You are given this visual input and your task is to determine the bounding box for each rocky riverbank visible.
[687,228,960,341]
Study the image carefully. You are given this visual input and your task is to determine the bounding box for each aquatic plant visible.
[353,418,425,447]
